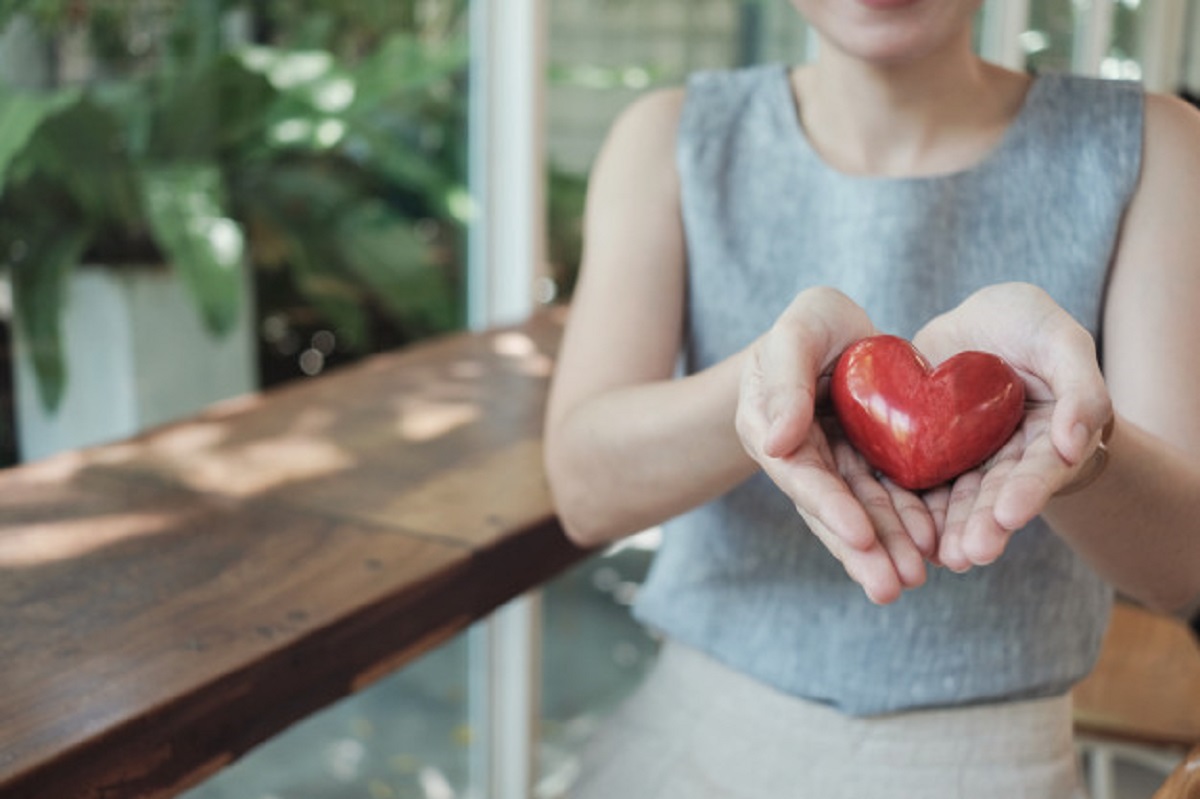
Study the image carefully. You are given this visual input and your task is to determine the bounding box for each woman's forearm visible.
[544,351,758,548]
[1044,415,1200,615]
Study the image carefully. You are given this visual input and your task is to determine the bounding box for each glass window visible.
[1024,0,1079,74]
[185,640,472,799]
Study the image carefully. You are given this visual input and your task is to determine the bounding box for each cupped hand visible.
[736,287,937,604]
[911,283,1114,571]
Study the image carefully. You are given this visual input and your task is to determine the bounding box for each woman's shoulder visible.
[1125,90,1200,220]
[599,87,687,178]
[612,85,687,132]
[1142,90,1200,153]
[606,64,787,155]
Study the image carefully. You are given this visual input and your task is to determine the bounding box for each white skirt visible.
[569,641,1087,799]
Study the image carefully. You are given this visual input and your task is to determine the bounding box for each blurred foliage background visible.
[0,0,503,467]
[2,0,473,392]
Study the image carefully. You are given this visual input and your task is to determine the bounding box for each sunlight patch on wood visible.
[0,511,180,566]
[397,399,481,443]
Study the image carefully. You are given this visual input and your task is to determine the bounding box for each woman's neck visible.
[792,41,1031,177]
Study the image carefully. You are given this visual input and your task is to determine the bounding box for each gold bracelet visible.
[1056,416,1116,497]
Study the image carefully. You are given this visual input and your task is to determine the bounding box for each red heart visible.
[830,335,1026,491]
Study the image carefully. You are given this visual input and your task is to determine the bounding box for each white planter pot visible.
[12,266,257,462]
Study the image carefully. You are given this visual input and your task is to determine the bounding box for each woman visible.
[544,1,1200,796]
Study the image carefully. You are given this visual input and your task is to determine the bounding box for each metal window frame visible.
[1075,0,1115,76]
[1140,0,1188,92]
[980,0,1031,70]
[466,2,547,799]
[468,0,546,333]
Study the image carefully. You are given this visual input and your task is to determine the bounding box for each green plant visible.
[0,0,469,410]
[546,162,588,300]
[229,28,470,351]
[0,1,261,411]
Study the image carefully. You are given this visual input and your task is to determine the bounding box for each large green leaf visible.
[147,54,278,162]
[138,164,245,335]
[22,94,144,232]
[352,32,468,104]
[0,84,79,189]
[335,200,456,331]
[343,123,452,200]
[5,215,89,412]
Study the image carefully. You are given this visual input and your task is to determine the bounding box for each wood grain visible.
[1072,601,1200,748]
[1153,745,1200,799]
[0,311,589,799]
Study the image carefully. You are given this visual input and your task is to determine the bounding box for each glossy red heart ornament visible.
[830,335,1026,491]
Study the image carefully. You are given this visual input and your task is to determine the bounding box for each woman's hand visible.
[736,288,937,604]
[911,283,1114,572]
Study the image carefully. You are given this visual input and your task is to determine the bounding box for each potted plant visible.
[0,1,266,460]
[0,0,469,460]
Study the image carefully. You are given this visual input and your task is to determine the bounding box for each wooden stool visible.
[1152,745,1200,799]
[1072,601,1200,799]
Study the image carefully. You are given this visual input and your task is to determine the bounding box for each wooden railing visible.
[0,309,587,799]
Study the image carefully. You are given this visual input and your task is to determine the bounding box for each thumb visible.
[1034,325,1110,465]
[763,288,877,457]
[764,385,816,458]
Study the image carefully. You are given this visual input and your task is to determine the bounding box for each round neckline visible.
[772,64,1049,185]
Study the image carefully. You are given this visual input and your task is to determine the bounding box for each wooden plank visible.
[0,467,472,798]
[0,313,587,799]
[1072,601,1200,747]
[1153,745,1200,799]
[80,315,563,515]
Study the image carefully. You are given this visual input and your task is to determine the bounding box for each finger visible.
[736,350,813,461]
[959,458,1020,566]
[990,431,1074,532]
[1048,389,1112,468]
[802,510,905,605]
[921,485,951,557]
[1031,326,1111,465]
[762,448,877,552]
[751,333,819,460]
[950,419,1052,566]
[881,478,939,560]
[764,289,878,456]
[764,386,816,459]
[835,444,928,588]
[754,320,827,459]
[938,469,984,572]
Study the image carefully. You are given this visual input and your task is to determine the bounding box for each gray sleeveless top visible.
[633,65,1143,716]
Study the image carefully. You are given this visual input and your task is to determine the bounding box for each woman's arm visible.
[1041,93,1200,615]
[544,90,933,604]
[543,89,758,548]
